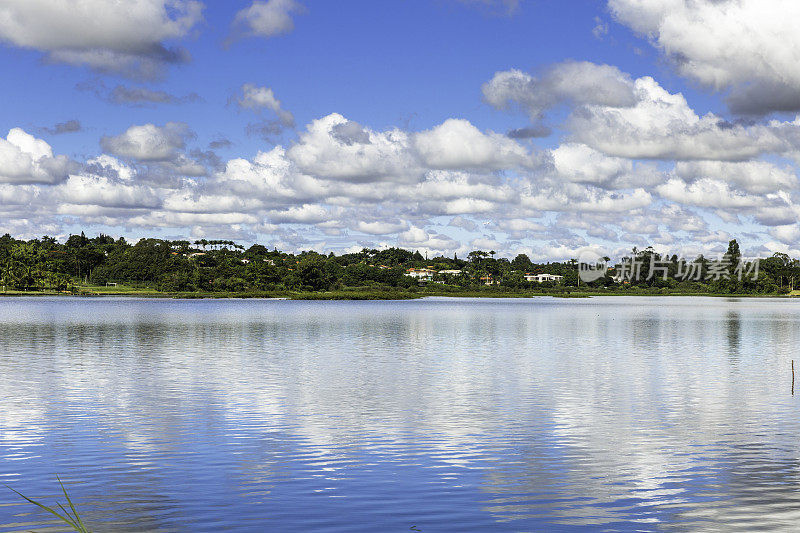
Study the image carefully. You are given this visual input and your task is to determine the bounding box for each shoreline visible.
[0,290,797,300]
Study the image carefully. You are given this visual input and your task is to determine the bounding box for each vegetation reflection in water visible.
[3,297,800,531]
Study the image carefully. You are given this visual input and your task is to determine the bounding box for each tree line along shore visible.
[0,233,797,299]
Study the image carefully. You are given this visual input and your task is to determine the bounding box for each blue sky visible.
[5,1,653,150]
[0,0,798,260]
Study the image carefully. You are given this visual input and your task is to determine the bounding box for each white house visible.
[438,269,463,275]
[406,268,436,281]
[525,273,564,283]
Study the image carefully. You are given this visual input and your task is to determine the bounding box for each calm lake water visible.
[2,296,800,532]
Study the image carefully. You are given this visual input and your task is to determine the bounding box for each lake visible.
[2,296,800,532]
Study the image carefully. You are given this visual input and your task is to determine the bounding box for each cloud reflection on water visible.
[2,297,800,531]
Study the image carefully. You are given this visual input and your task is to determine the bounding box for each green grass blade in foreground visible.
[5,481,90,533]
[58,476,89,532]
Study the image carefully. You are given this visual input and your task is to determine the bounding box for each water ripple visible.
[3,297,800,531]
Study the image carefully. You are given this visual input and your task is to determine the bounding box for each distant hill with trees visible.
[0,233,793,297]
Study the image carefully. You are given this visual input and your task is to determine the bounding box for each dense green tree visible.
[0,232,794,296]
[511,254,533,272]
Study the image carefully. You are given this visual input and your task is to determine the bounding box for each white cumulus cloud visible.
[608,0,800,114]
[482,61,636,121]
[0,128,74,184]
[414,119,533,170]
[101,122,194,162]
[237,83,295,126]
[0,0,203,78]
[569,77,798,161]
[230,0,304,41]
